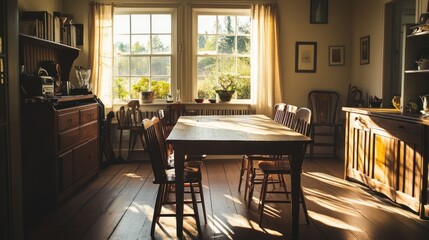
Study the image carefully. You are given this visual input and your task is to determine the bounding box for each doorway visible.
[382,0,415,107]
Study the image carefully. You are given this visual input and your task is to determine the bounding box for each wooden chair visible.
[258,107,312,226]
[141,117,206,237]
[100,111,116,167]
[116,100,145,160]
[282,104,298,128]
[237,103,288,193]
[307,90,341,158]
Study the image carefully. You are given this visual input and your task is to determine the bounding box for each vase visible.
[216,90,235,102]
[142,91,155,103]
[392,95,401,110]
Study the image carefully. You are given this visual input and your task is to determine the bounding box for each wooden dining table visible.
[166,114,312,239]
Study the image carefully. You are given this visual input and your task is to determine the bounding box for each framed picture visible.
[360,36,370,65]
[295,42,317,73]
[310,0,328,24]
[75,24,84,46]
[329,45,345,66]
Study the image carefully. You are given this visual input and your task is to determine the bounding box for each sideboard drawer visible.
[58,111,79,132]
[80,121,98,140]
[58,128,80,151]
[80,106,98,125]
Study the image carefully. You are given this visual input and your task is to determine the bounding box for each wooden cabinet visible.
[344,108,429,219]
[401,25,429,112]
[21,95,99,223]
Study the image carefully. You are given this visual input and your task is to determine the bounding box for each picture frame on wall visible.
[360,35,370,65]
[75,24,84,46]
[310,0,328,24]
[295,41,317,73]
[329,45,345,66]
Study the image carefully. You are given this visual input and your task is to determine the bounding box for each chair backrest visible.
[283,104,298,129]
[116,101,143,129]
[346,84,363,107]
[273,103,287,123]
[167,103,187,126]
[307,90,340,124]
[142,117,169,183]
[155,109,169,140]
[293,107,312,137]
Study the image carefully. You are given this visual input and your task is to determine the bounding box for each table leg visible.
[289,147,304,240]
[174,144,185,238]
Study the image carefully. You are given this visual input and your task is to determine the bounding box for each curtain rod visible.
[91,0,278,6]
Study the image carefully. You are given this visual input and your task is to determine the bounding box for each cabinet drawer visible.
[80,106,98,125]
[371,117,422,144]
[58,128,79,150]
[80,121,98,140]
[58,111,79,132]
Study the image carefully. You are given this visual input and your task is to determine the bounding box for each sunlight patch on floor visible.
[224,194,244,205]
[308,210,363,232]
[123,172,143,179]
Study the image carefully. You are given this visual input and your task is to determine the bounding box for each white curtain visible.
[251,3,282,118]
[89,2,114,108]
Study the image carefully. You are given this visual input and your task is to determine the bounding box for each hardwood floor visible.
[27,155,429,240]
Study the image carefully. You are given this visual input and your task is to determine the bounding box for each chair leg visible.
[247,167,257,209]
[117,129,124,161]
[198,181,207,224]
[151,184,164,237]
[190,183,203,237]
[238,155,247,192]
[243,157,252,203]
[280,174,289,199]
[259,173,269,226]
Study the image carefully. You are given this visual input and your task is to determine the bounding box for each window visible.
[113,9,175,102]
[194,9,251,100]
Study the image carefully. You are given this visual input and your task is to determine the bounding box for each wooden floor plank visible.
[27,157,429,240]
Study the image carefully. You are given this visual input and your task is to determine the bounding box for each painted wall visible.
[18,0,405,109]
[278,0,351,108]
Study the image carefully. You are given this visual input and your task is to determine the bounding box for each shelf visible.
[19,33,80,51]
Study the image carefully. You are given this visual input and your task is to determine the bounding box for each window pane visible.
[198,15,216,34]
[197,57,216,76]
[237,16,251,34]
[218,36,235,54]
[151,57,171,75]
[131,35,150,54]
[218,16,236,34]
[114,56,129,76]
[218,57,235,72]
[197,76,216,99]
[238,57,250,76]
[198,35,216,54]
[130,56,150,75]
[237,36,250,54]
[151,35,171,54]
[152,14,171,34]
[113,77,130,99]
[114,35,130,54]
[114,15,130,34]
[151,77,171,99]
[237,77,250,99]
[131,14,150,34]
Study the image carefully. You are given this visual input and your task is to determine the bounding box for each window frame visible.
[192,8,252,103]
[113,7,177,104]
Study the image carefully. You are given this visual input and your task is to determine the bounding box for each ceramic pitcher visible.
[420,94,429,112]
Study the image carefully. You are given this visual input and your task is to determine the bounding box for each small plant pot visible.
[216,90,235,102]
[141,91,155,103]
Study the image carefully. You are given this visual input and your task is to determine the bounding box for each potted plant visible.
[132,77,155,103]
[215,73,238,102]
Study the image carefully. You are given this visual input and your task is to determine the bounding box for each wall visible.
[278,0,351,108]
[18,0,397,109]
[349,0,385,101]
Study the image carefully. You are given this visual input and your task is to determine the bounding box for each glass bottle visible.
[176,89,181,103]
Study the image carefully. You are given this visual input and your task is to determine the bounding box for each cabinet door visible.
[58,150,74,191]
[74,138,98,182]
[370,128,397,200]
[346,113,371,183]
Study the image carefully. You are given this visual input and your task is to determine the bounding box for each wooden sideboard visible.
[343,107,429,219]
[21,95,99,225]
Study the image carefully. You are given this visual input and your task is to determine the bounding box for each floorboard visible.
[28,156,429,240]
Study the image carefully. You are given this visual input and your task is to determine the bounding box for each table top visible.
[167,114,312,143]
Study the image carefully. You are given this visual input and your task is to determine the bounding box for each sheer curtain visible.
[251,3,282,118]
[89,2,114,108]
